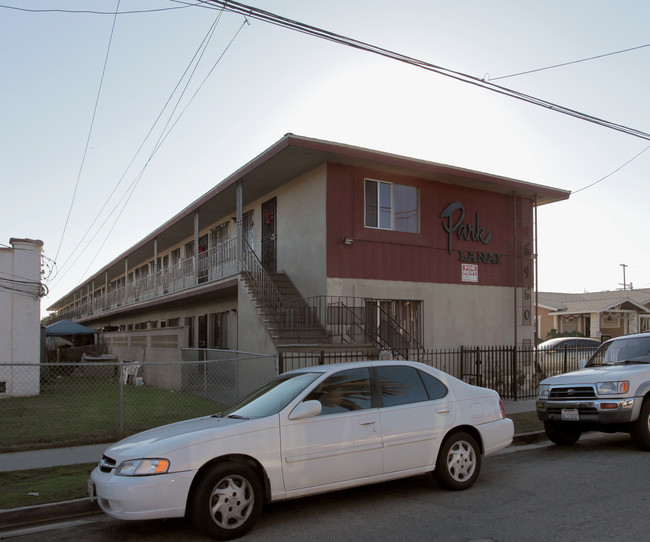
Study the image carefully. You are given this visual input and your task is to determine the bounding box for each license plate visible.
[561,408,579,421]
[87,479,95,500]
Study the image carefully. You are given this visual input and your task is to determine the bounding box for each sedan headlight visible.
[596,381,629,395]
[537,384,550,399]
[115,458,170,476]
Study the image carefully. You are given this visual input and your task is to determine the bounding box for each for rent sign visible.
[461,263,478,283]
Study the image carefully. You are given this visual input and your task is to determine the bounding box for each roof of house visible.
[49,134,571,310]
[539,289,650,315]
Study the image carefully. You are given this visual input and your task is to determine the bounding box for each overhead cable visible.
[573,144,650,194]
[54,0,121,266]
[201,0,650,142]
[486,42,650,81]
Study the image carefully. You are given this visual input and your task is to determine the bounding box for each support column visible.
[236,179,243,271]
[194,211,199,284]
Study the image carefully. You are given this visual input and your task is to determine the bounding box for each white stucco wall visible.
[245,164,327,299]
[327,277,526,349]
[0,238,43,396]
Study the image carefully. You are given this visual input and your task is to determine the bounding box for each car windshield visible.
[216,371,322,419]
[587,337,650,366]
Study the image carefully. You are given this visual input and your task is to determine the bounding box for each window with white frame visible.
[364,179,419,233]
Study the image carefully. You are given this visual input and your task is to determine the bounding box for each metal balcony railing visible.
[56,239,239,321]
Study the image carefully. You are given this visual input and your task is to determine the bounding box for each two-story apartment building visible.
[48,134,569,362]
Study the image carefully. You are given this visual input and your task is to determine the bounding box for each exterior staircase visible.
[241,271,332,348]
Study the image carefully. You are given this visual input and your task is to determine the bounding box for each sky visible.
[2,0,650,317]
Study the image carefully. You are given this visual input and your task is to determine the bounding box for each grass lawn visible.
[0,411,544,511]
[0,463,97,509]
[0,376,225,453]
[509,411,543,433]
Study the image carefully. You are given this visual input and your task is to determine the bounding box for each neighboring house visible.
[0,238,44,396]
[47,134,569,363]
[538,289,650,342]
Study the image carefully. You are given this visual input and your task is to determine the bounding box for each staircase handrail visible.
[240,236,284,324]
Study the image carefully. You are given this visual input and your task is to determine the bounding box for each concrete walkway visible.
[0,400,538,474]
[0,443,108,473]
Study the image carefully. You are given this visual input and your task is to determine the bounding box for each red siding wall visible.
[326,162,533,289]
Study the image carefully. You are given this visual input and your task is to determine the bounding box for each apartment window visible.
[367,299,422,346]
[210,312,229,348]
[364,179,419,233]
[211,222,229,246]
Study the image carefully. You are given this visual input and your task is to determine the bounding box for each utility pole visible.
[619,263,628,291]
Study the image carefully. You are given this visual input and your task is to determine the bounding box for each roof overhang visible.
[49,134,570,310]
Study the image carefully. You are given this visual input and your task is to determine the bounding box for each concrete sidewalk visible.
[0,400,539,473]
[0,443,108,473]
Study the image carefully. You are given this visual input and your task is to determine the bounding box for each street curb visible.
[0,497,100,531]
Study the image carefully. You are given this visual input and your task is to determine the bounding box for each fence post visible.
[460,346,465,380]
[119,358,124,434]
[475,347,481,387]
[511,345,518,401]
[562,344,568,374]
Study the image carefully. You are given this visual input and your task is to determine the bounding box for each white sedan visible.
[90,360,513,540]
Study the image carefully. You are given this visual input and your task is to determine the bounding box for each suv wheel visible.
[544,421,581,446]
[631,398,650,451]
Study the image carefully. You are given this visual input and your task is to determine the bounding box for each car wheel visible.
[433,432,481,491]
[544,421,581,446]
[189,461,263,540]
[631,398,650,451]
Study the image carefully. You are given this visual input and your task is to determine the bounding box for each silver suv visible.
[536,332,650,450]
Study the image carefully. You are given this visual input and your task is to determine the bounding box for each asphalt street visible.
[2,432,648,542]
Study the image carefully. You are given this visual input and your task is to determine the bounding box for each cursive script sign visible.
[440,202,492,255]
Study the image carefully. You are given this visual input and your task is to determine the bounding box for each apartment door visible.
[198,314,208,348]
[261,197,277,273]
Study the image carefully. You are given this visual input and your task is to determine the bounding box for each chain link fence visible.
[0,350,275,453]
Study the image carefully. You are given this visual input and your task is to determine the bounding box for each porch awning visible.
[45,319,96,336]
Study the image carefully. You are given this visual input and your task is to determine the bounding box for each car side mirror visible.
[289,400,322,420]
[578,359,587,369]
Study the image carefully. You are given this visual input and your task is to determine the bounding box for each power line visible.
[54,0,122,265]
[0,3,194,15]
[201,0,650,142]
[486,43,650,81]
[573,144,650,194]
[50,6,226,285]
[75,15,250,287]
[49,9,249,293]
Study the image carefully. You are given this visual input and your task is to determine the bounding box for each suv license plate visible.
[561,408,579,421]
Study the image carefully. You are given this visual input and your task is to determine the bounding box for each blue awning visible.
[45,319,96,336]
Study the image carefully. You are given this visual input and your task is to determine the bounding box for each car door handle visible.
[436,408,450,414]
[358,418,376,426]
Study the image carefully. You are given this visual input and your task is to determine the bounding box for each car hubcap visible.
[446,441,476,482]
[209,475,254,529]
